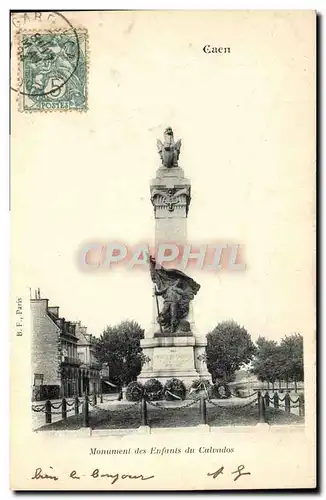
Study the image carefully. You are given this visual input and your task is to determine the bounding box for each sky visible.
[11,11,315,342]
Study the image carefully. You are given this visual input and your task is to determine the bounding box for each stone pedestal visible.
[138,335,210,388]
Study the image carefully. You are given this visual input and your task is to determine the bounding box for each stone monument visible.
[138,128,210,387]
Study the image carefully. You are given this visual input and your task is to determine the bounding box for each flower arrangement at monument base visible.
[212,382,231,399]
[164,378,187,400]
[126,381,144,402]
[144,378,163,401]
[189,378,212,399]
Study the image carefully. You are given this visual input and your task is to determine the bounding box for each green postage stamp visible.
[18,30,88,111]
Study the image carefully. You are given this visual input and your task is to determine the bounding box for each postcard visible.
[10,10,316,490]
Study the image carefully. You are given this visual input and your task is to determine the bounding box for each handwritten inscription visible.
[31,467,59,481]
[208,465,251,482]
[31,467,154,485]
[31,464,250,485]
[90,469,154,484]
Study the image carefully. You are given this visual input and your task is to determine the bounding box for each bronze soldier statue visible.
[154,279,190,333]
[150,256,200,334]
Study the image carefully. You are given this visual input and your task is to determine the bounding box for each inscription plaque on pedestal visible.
[152,346,194,372]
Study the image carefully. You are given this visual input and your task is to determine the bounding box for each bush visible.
[144,378,163,401]
[212,382,231,399]
[126,381,144,401]
[164,378,187,401]
[189,379,212,399]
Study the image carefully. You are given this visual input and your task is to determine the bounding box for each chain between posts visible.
[266,396,300,405]
[50,402,63,410]
[277,402,300,409]
[32,395,257,414]
[32,397,89,423]
[31,405,46,413]
[32,389,304,428]
[51,407,75,415]
[262,391,303,414]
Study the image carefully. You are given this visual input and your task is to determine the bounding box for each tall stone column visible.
[138,128,210,388]
[151,167,190,244]
[147,166,191,337]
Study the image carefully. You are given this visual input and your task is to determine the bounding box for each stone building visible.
[31,290,101,400]
[75,322,101,396]
[31,290,62,399]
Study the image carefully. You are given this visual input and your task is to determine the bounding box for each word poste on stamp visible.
[18,30,88,112]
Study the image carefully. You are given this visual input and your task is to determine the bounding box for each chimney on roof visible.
[48,306,60,318]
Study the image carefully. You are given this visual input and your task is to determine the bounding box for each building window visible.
[34,374,44,386]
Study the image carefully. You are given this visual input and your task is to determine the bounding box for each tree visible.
[251,337,284,390]
[94,320,147,389]
[251,333,304,392]
[279,333,304,392]
[206,320,256,383]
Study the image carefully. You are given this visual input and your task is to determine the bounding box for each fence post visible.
[100,391,103,404]
[45,400,52,424]
[264,392,270,407]
[258,391,266,423]
[299,393,305,417]
[93,392,97,406]
[74,396,79,415]
[284,393,291,413]
[273,392,279,409]
[61,398,67,420]
[82,394,89,427]
[199,395,207,425]
[141,397,148,426]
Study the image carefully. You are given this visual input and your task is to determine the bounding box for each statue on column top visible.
[156,127,182,169]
